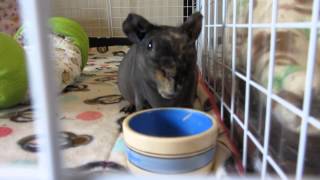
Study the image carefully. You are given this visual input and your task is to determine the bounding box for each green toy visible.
[49,17,89,70]
[15,17,89,70]
[0,32,28,109]
[1,17,88,109]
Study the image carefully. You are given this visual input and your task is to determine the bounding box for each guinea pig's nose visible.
[160,57,175,67]
[160,57,176,77]
[164,68,176,78]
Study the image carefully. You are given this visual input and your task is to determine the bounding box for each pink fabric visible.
[0,0,20,36]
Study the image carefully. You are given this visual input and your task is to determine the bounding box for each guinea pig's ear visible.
[180,12,203,42]
[122,13,154,43]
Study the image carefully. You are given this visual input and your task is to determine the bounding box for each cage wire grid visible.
[53,0,110,37]
[200,0,320,179]
[1,0,319,179]
[108,0,197,37]
[53,0,196,37]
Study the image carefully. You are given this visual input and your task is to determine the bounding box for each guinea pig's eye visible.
[147,41,153,50]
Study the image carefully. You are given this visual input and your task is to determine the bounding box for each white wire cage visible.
[52,0,196,37]
[198,0,320,179]
[1,0,320,179]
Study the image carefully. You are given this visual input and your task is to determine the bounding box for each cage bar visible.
[309,117,320,129]
[295,0,320,179]
[229,0,237,139]
[17,0,62,180]
[242,0,254,169]
[107,0,113,37]
[260,0,278,178]
[267,156,289,180]
[1,0,319,179]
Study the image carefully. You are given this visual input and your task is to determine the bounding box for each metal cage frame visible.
[198,0,320,179]
[1,0,319,180]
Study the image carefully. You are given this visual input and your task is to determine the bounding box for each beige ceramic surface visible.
[122,108,218,156]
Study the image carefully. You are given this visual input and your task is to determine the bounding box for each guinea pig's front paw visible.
[116,116,127,132]
[120,104,136,114]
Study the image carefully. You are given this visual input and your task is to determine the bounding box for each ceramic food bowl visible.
[122,108,218,175]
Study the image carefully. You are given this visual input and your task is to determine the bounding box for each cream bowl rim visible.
[122,107,218,155]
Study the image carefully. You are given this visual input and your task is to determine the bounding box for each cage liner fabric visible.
[0,47,125,169]
[0,46,236,176]
[50,34,83,91]
[14,33,83,94]
[0,0,20,36]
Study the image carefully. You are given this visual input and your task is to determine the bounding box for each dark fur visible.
[118,12,203,112]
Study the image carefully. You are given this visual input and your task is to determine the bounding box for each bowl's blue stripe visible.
[126,147,215,174]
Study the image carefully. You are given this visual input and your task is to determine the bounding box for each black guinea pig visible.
[118,12,203,113]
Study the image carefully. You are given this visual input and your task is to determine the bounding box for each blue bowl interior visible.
[129,109,213,137]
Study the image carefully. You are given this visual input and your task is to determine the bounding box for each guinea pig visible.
[118,12,203,113]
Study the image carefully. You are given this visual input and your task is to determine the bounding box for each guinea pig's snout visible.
[160,57,176,76]
[160,77,178,99]
[163,68,176,78]
[155,69,178,99]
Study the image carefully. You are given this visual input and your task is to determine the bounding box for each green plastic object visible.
[0,32,28,109]
[49,17,89,69]
[15,17,89,70]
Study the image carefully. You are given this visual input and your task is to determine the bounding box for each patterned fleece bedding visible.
[17,33,84,93]
[0,0,20,36]
[0,46,239,176]
[0,47,125,170]
[0,0,237,175]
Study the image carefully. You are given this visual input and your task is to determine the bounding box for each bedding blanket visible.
[0,46,238,176]
[15,33,83,93]
[52,34,83,90]
[0,0,20,36]
[0,47,126,169]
